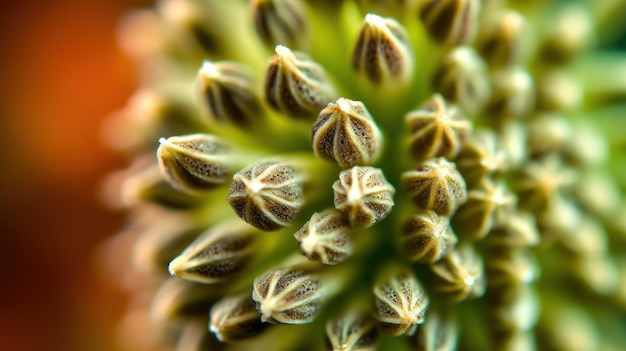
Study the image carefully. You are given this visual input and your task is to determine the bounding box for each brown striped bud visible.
[513,157,577,213]
[400,211,458,263]
[196,61,264,127]
[402,158,467,216]
[373,267,429,336]
[419,0,481,46]
[157,134,236,194]
[252,262,334,324]
[475,10,527,68]
[485,68,535,126]
[168,221,258,284]
[150,278,221,323]
[228,161,305,231]
[572,170,621,219]
[325,311,379,351]
[252,0,309,51]
[312,98,383,168]
[430,244,486,301]
[486,211,540,248]
[352,14,414,85]
[410,309,458,351]
[405,94,471,162]
[451,179,515,241]
[157,0,223,54]
[294,210,354,265]
[265,45,337,118]
[333,166,395,228]
[209,292,268,342]
[432,46,491,114]
[485,248,538,289]
[454,130,508,187]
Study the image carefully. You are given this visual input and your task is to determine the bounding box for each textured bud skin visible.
[486,211,540,248]
[419,0,480,46]
[405,94,471,162]
[402,158,467,216]
[454,130,507,187]
[168,221,257,284]
[485,68,535,125]
[228,161,304,231]
[325,311,379,351]
[373,267,429,336]
[252,264,327,324]
[485,248,538,289]
[513,157,576,213]
[209,292,268,342]
[475,10,527,68]
[157,134,234,194]
[488,284,539,332]
[410,309,458,351]
[294,210,353,265]
[252,0,309,50]
[150,277,221,323]
[196,61,264,127]
[401,211,458,263]
[430,245,485,301]
[352,14,414,84]
[265,45,337,118]
[333,166,395,228]
[432,46,491,114]
[312,98,383,168]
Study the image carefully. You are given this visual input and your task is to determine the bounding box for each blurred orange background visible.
[0,1,148,350]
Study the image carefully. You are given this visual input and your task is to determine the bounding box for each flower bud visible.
[157,134,236,194]
[419,0,481,46]
[486,211,540,248]
[405,94,471,162]
[228,161,305,231]
[373,267,429,336]
[294,210,353,265]
[312,98,383,168]
[536,70,583,112]
[475,10,527,68]
[325,311,379,351]
[252,262,333,324]
[485,68,535,126]
[485,248,538,289]
[196,61,264,127]
[333,166,395,228]
[168,221,258,284]
[209,292,268,342]
[150,278,221,323]
[432,46,491,114]
[430,244,486,301]
[454,130,507,187]
[536,3,593,66]
[513,157,576,213]
[400,211,458,263]
[352,14,414,85]
[526,114,571,157]
[409,308,458,351]
[488,285,539,332]
[265,45,337,118]
[402,158,467,216]
[252,0,310,51]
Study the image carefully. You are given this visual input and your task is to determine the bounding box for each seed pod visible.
[209,292,268,342]
[486,210,540,248]
[157,134,235,194]
[513,157,577,213]
[488,284,539,332]
[432,46,491,114]
[409,308,458,351]
[373,267,429,336]
[252,262,332,324]
[484,248,538,289]
[294,210,353,265]
[228,161,305,231]
[265,45,337,118]
[419,0,481,46]
[402,158,467,216]
[454,130,507,187]
[150,277,222,323]
[168,221,258,284]
[400,211,458,263]
[475,10,527,68]
[430,244,485,301]
[252,0,309,51]
[311,98,383,168]
[352,14,414,85]
[195,61,264,127]
[325,311,379,351]
[451,179,515,241]
[536,3,593,66]
[405,94,472,162]
[485,68,535,127]
[333,166,395,228]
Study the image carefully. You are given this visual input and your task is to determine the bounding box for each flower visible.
[102,0,626,350]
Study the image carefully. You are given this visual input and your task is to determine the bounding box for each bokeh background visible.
[0,1,148,350]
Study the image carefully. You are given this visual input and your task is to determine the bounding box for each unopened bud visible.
[294,210,353,265]
[400,211,458,263]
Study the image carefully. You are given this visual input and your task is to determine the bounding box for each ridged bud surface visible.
[352,14,414,84]
[228,161,304,231]
[325,311,379,351]
[312,98,383,168]
[333,166,395,228]
[454,130,507,187]
[410,309,458,351]
[265,45,337,118]
[252,0,309,50]
[401,211,458,263]
[209,292,268,342]
[430,245,486,301]
[402,158,467,216]
[476,10,527,68]
[419,0,481,46]
[405,94,471,162]
[485,68,535,125]
[294,210,353,265]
